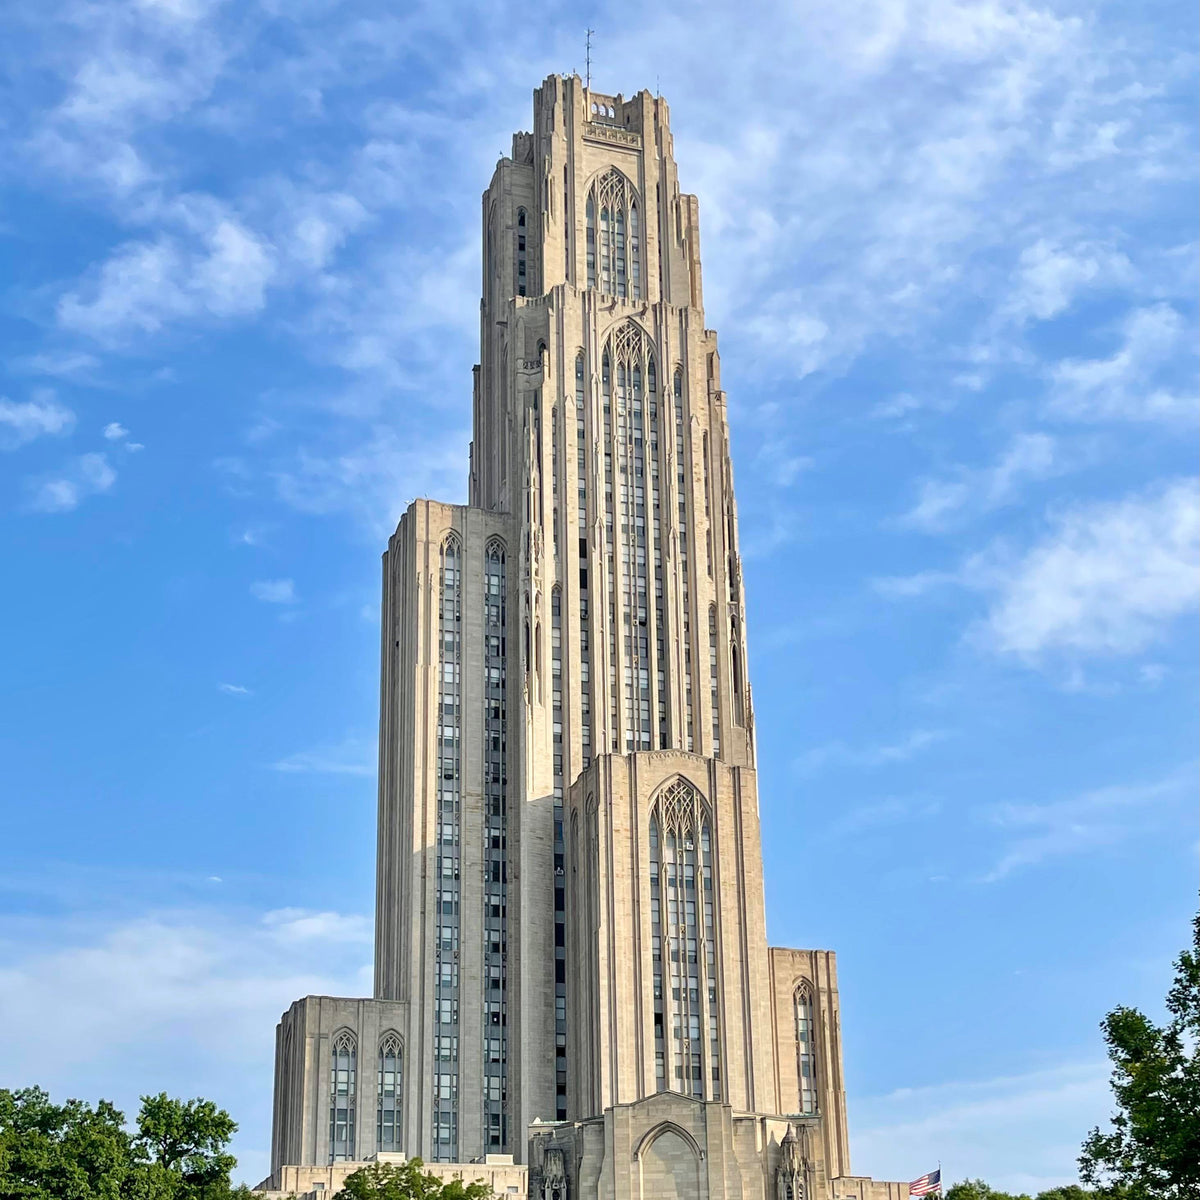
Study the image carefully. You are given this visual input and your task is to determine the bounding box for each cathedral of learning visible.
[254,74,908,1200]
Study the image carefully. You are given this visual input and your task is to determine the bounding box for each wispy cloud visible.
[0,392,76,449]
[826,795,943,838]
[25,453,116,513]
[879,478,1200,663]
[1048,304,1197,424]
[217,682,251,696]
[798,728,950,774]
[899,432,1065,531]
[0,903,370,1187]
[853,1061,1111,1195]
[270,738,375,777]
[249,578,296,604]
[1004,237,1134,325]
[102,422,129,440]
[979,770,1193,881]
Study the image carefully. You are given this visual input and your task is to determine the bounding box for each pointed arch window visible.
[586,170,640,300]
[377,1034,402,1151]
[794,987,818,1114]
[329,1031,357,1161]
[649,778,721,1100]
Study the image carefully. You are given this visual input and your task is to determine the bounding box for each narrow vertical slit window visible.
[674,368,693,752]
[483,539,508,1149]
[586,196,596,288]
[708,605,721,757]
[551,586,568,1119]
[516,207,527,297]
[433,536,462,1160]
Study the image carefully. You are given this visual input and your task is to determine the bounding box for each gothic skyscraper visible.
[256,75,905,1200]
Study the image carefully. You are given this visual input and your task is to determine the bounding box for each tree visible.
[0,1087,132,1200]
[0,1088,251,1200]
[945,1182,1109,1200]
[1080,908,1200,1200]
[131,1094,247,1200]
[333,1160,493,1200]
[945,1181,1031,1200]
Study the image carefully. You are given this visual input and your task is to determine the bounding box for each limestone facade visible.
[256,73,906,1200]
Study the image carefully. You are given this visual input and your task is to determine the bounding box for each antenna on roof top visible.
[585,28,594,90]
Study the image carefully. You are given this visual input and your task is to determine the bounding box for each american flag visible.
[910,1170,941,1196]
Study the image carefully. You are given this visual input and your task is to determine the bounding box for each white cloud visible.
[26,453,117,513]
[0,904,369,1187]
[980,771,1192,881]
[853,1061,1111,1194]
[270,738,375,777]
[1049,304,1197,423]
[900,432,1064,530]
[880,479,1200,663]
[249,578,296,604]
[0,393,76,448]
[261,908,371,944]
[1005,237,1133,323]
[972,478,1199,660]
[798,728,950,773]
[58,217,275,343]
[103,421,129,440]
[218,682,251,696]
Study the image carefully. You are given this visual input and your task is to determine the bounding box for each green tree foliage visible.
[0,1087,131,1200]
[0,1088,251,1200]
[945,1180,1108,1200]
[333,1160,493,1200]
[1080,909,1200,1200]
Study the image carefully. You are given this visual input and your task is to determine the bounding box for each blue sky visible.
[0,0,1196,1191]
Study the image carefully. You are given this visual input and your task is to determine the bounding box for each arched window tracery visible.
[329,1030,357,1161]
[584,170,641,300]
[648,778,721,1100]
[603,322,658,751]
[377,1033,402,1151]
[794,985,818,1114]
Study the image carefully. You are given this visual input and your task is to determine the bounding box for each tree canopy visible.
[946,1183,1104,1200]
[1079,908,1200,1200]
[0,1088,251,1200]
[333,1160,493,1200]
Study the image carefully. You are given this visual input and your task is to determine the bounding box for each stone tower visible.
[256,75,906,1200]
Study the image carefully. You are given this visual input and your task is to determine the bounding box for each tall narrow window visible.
[516,208,527,297]
[648,357,668,749]
[329,1031,356,1161]
[482,539,509,1150]
[586,197,596,288]
[708,605,721,757]
[377,1035,401,1151]
[730,615,745,727]
[434,537,462,1160]
[795,987,818,1113]
[674,368,693,752]
[551,586,568,1119]
[630,203,641,299]
[576,353,591,769]
[649,779,720,1100]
